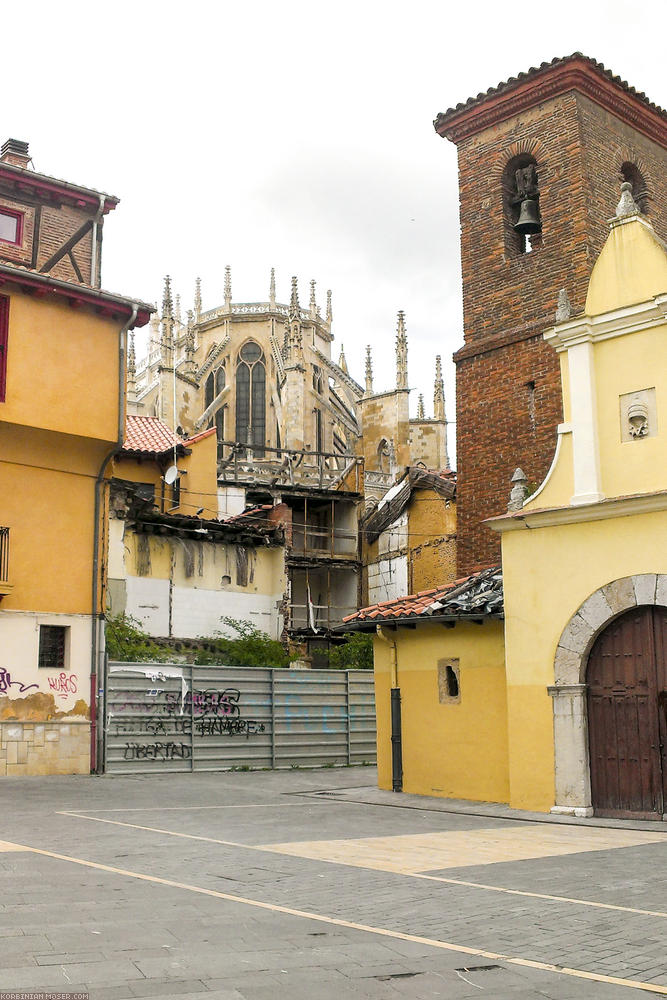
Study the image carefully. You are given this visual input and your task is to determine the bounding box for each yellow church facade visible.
[344,189,667,818]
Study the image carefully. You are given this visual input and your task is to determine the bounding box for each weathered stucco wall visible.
[373,620,508,803]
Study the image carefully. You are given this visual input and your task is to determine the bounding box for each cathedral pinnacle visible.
[395,310,408,390]
[338,344,348,375]
[433,355,446,421]
[417,394,424,419]
[326,289,332,325]
[194,277,202,321]
[289,276,300,319]
[310,279,317,317]
[224,265,232,308]
[162,275,173,319]
[127,331,136,376]
[269,267,276,309]
[175,293,181,326]
[365,345,374,396]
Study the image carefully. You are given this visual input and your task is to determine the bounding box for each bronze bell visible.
[514,198,542,235]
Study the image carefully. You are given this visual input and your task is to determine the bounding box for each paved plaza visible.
[0,767,666,999]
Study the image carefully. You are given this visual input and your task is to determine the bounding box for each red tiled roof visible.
[122,415,182,456]
[341,566,503,628]
[185,427,217,445]
[221,503,274,526]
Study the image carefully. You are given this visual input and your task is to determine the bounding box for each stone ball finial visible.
[508,467,529,512]
[616,181,640,219]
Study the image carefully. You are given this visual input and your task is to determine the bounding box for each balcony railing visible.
[217,442,364,493]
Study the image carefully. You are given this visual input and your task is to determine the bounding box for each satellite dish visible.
[164,465,178,485]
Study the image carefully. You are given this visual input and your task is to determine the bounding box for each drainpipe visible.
[376,625,402,792]
[90,194,105,287]
[90,304,138,773]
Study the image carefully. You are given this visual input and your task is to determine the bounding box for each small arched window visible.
[236,341,266,456]
[620,162,649,215]
[215,366,226,395]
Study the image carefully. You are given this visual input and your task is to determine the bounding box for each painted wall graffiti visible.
[0,668,38,695]
[47,672,78,699]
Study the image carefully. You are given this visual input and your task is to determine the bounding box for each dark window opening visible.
[315,408,323,453]
[215,366,226,395]
[171,477,181,508]
[38,625,66,668]
[445,664,459,698]
[205,371,215,410]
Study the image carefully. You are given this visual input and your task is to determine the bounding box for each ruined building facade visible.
[129,271,450,660]
[435,53,667,573]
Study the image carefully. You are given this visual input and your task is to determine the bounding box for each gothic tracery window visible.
[236,340,266,456]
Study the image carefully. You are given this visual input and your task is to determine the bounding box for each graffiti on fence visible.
[123,741,191,761]
[109,685,265,742]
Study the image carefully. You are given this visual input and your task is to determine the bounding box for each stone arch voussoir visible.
[553,574,667,686]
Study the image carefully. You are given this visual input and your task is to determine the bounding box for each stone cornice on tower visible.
[434,53,667,148]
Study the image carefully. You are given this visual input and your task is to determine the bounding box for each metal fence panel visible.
[104,661,376,774]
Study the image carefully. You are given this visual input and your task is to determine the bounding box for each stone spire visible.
[338,344,348,375]
[126,332,137,409]
[326,289,332,325]
[365,345,374,396]
[309,279,317,318]
[175,293,181,327]
[287,276,303,359]
[433,355,446,421]
[395,310,408,390]
[224,265,232,310]
[148,309,160,364]
[616,181,640,219]
[269,267,276,309]
[161,275,174,367]
[417,394,425,419]
[183,310,197,375]
[194,277,202,322]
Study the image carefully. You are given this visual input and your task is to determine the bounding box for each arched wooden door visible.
[587,606,667,818]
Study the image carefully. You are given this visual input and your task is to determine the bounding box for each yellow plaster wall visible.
[502,510,667,811]
[0,424,108,614]
[2,292,120,443]
[374,621,509,803]
[595,324,667,498]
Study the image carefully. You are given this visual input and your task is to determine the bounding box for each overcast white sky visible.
[5,0,666,457]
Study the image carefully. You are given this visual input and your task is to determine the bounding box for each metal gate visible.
[103,661,376,773]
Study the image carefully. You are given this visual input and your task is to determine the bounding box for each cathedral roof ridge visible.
[434,53,667,147]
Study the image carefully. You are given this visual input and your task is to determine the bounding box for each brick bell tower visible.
[434,54,667,575]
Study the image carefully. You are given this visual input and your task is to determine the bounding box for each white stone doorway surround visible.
[548,574,667,817]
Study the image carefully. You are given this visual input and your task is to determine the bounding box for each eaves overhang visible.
[335,612,503,633]
[434,53,667,148]
[0,263,153,327]
[0,161,119,213]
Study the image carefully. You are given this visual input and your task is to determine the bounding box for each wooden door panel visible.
[653,607,667,809]
[587,606,663,817]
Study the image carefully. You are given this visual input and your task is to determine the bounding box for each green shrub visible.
[105,614,172,662]
[328,632,374,670]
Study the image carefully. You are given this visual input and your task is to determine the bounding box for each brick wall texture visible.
[453,91,667,574]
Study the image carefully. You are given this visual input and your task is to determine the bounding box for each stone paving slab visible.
[0,769,665,998]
